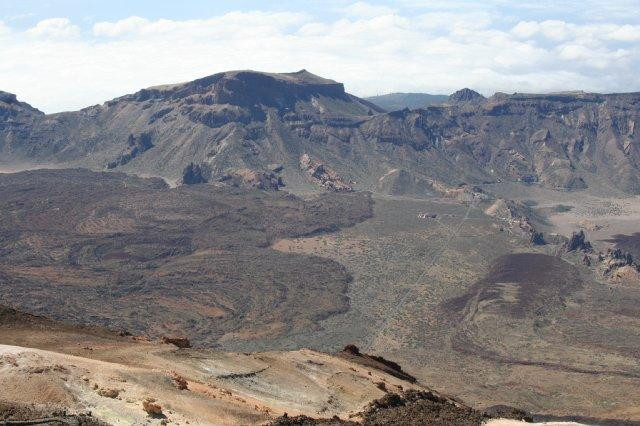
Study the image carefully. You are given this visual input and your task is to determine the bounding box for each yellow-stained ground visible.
[0,326,425,425]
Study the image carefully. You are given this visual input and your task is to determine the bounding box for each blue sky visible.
[3,0,639,28]
[1,1,639,112]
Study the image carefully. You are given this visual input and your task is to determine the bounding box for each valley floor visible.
[272,188,640,422]
[1,169,639,424]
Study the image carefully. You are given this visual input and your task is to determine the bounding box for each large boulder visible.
[161,336,191,348]
[182,163,208,185]
[564,230,593,252]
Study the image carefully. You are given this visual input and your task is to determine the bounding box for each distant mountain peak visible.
[147,69,340,93]
[119,69,352,110]
[365,92,448,111]
[449,88,485,102]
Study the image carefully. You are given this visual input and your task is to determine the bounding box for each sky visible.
[1,0,639,113]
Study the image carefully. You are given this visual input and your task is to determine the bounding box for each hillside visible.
[4,304,635,425]
[2,70,640,194]
[0,304,552,425]
[0,304,472,425]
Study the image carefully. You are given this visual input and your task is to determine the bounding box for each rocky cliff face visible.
[0,91,43,157]
[0,70,382,191]
[2,71,640,193]
[361,91,640,193]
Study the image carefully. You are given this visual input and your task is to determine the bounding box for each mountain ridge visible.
[2,69,640,193]
[5,76,640,119]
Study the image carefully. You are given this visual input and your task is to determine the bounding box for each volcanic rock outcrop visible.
[161,336,191,348]
[564,230,593,252]
[299,154,352,192]
[338,344,417,383]
[599,248,639,277]
[218,167,284,190]
[484,198,545,243]
[107,132,154,169]
[182,162,208,184]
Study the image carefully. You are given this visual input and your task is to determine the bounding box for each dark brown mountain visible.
[2,70,640,193]
[449,88,485,102]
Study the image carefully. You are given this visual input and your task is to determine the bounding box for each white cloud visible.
[512,20,640,44]
[92,12,310,38]
[557,43,597,61]
[0,21,10,36]
[511,21,539,38]
[416,12,492,32]
[26,18,80,39]
[538,20,572,41]
[1,10,639,113]
[298,22,330,36]
[344,2,395,19]
[605,24,640,42]
[511,20,572,41]
[92,16,149,37]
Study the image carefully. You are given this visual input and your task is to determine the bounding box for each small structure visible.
[418,213,437,219]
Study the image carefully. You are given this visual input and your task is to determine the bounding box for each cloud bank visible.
[1,2,639,113]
